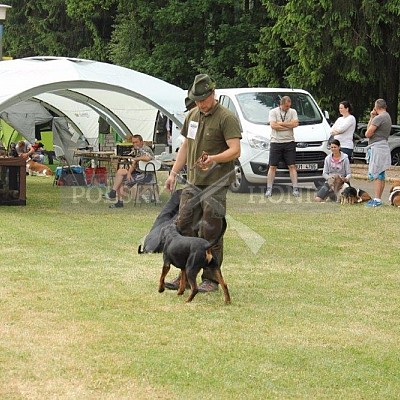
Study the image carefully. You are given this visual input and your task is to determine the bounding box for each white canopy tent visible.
[0,56,186,160]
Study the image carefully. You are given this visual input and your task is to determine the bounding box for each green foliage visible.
[65,0,119,60]
[2,0,399,122]
[250,0,399,122]
[5,0,91,58]
[109,1,196,87]
[108,0,265,89]
[5,0,118,61]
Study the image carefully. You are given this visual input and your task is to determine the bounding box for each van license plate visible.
[354,147,366,153]
[297,163,318,171]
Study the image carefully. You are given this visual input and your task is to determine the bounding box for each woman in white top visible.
[330,100,356,160]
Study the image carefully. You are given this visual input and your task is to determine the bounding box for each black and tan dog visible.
[340,184,372,204]
[355,188,372,203]
[158,218,231,304]
[389,179,400,207]
[329,175,372,205]
[340,184,358,204]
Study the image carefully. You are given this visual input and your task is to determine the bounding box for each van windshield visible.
[236,92,323,125]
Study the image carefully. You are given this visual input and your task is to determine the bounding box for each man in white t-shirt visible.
[265,96,299,197]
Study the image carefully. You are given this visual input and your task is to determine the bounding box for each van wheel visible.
[230,160,250,193]
[391,148,400,166]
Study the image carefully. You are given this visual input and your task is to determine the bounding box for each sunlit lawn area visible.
[0,175,399,399]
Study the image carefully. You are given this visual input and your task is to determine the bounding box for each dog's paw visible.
[185,297,194,303]
[158,287,165,293]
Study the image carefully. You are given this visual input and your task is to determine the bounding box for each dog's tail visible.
[205,219,227,266]
[206,217,227,249]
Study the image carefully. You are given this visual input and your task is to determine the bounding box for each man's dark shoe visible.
[109,201,123,208]
[103,189,116,200]
[198,279,218,293]
[165,275,190,290]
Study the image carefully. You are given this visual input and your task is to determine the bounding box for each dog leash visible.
[173,162,227,208]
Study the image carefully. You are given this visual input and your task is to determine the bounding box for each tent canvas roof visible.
[0,57,186,146]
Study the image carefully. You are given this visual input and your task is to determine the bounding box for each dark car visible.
[353,124,400,166]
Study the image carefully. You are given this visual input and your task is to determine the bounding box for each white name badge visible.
[187,121,199,140]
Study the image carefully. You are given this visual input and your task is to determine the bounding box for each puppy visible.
[26,160,53,176]
[340,185,358,204]
[327,175,346,202]
[389,179,400,207]
[339,181,372,205]
[355,188,372,203]
[158,218,230,304]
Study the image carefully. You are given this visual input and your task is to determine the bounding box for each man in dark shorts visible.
[265,96,299,197]
[102,134,154,208]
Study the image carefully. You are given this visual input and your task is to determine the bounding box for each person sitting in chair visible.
[16,140,45,163]
[103,134,154,208]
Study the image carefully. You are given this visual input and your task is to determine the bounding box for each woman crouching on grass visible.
[315,139,352,202]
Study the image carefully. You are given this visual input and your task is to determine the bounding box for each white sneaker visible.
[292,187,300,197]
[264,188,272,197]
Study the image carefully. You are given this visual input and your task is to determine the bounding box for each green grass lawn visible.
[0,176,399,399]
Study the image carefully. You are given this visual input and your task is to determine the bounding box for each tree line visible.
[4,0,400,123]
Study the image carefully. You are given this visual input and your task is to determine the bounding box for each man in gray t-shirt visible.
[364,98,392,207]
[103,134,155,208]
[265,96,300,197]
[368,110,391,145]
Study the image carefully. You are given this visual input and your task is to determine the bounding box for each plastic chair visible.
[132,160,161,205]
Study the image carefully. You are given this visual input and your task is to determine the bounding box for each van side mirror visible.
[324,111,329,120]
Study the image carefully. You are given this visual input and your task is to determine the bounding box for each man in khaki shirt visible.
[265,96,299,197]
[165,74,241,292]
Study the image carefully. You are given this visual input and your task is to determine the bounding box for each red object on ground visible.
[85,167,107,186]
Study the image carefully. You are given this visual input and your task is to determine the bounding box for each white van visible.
[215,88,331,192]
